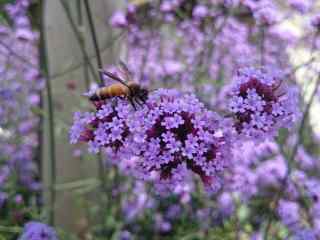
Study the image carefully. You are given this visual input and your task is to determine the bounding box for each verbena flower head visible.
[109,11,128,28]
[255,156,287,188]
[228,67,298,141]
[192,5,208,19]
[253,6,278,26]
[217,192,235,217]
[18,222,58,240]
[292,229,317,240]
[118,230,133,240]
[277,200,300,230]
[128,89,232,193]
[288,0,311,14]
[70,98,133,157]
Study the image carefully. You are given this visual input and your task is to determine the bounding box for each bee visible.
[89,62,148,110]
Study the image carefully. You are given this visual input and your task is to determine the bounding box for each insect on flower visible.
[88,61,149,110]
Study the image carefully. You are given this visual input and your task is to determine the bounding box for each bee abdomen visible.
[99,84,128,99]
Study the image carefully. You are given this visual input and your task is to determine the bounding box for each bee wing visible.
[118,60,133,82]
[99,68,131,90]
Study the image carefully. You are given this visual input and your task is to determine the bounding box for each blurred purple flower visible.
[14,194,23,205]
[118,230,132,240]
[292,229,317,240]
[277,199,300,230]
[155,214,171,233]
[121,181,155,222]
[311,14,320,30]
[18,222,58,240]
[160,0,181,13]
[193,5,208,19]
[162,60,184,76]
[288,0,311,13]
[217,192,235,217]
[253,6,279,26]
[165,204,182,220]
[110,11,128,28]
[0,0,42,198]
[256,157,287,188]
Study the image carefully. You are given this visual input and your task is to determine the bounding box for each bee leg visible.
[134,98,142,105]
[139,96,146,104]
[129,98,137,110]
[134,98,144,107]
[135,97,145,107]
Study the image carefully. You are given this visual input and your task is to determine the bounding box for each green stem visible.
[35,94,44,212]
[83,0,104,85]
[82,0,108,194]
[0,40,39,69]
[54,178,100,191]
[76,0,90,91]
[59,0,100,83]
[39,0,56,226]
[0,226,21,234]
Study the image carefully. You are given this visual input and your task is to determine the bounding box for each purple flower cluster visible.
[70,98,133,158]
[128,89,232,193]
[288,0,311,14]
[71,89,232,193]
[277,199,301,229]
[121,181,155,222]
[18,222,58,240]
[215,136,320,239]
[278,199,318,239]
[107,0,300,113]
[253,5,279,26]
[0,0,42,208]
[228,67,298,141]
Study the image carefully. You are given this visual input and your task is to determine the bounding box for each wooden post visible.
[43,0,122,235]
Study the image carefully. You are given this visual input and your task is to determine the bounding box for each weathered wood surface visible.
[43,0,122,235]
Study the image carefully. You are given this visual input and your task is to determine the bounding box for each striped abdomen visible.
[97,83,129,100]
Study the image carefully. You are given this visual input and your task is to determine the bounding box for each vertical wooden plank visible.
[43,0,122,234]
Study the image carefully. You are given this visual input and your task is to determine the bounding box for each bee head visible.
[89,93,100,101]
